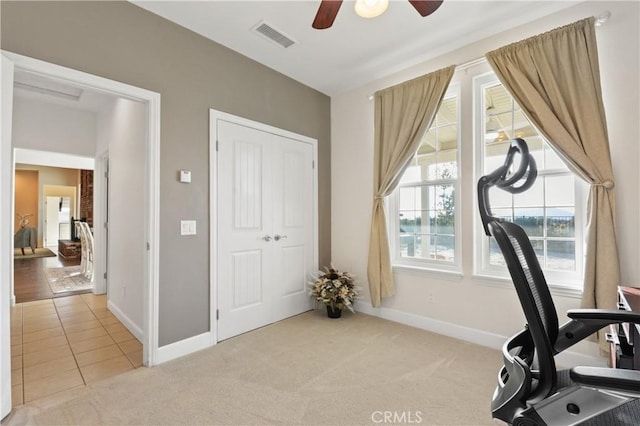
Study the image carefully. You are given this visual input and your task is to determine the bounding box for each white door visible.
[45,196,61,246]
[271,135,315,320]
[216,120,315,341]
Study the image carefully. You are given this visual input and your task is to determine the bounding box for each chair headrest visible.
[478,138,538,236]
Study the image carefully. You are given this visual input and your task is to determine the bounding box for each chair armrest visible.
[567,309,640,324]
[554,309,640,353]
[570,366,640,394]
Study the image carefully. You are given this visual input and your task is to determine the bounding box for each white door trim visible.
[14,148,95,170]
[93,151,109,295]
[0,51,161,381]
[209,109,319,344]
[1,52,15,420]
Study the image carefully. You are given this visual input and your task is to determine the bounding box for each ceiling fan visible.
[312,0,444,30]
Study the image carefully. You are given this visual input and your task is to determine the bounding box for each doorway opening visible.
[14,160,94,303]
[1,51,160,416]
[45,193,73,247]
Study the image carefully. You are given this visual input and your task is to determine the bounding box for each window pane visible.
[513,178,543,207]
[484,140,510,172]
[438,124,457,148]
[437,97,457,126]
[395,88,458,265]
[547,208,575,238]
[489,237,505,266]
[436,212,455,235]
[435,236,455,262]
[492,208,513,222]
[399,234,416,258]
[514,208,543,237]
[530,239,544,265]
[417,211,435,234]
[547,240,576,271]
[545,144,568,170]
[417,234,434,259]
[399,210,417,234]
[400,165,421,184]
[399,187,416,210]
[419,186,435,210]
[437,159,458,180]
[479,77,580,283]
[435,185,454,210]
[526,137,544,170]
[419,131,437,155]
[545,175,574,206]
[489,186,512,208]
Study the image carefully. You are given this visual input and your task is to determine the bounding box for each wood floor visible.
[14,247,86,304]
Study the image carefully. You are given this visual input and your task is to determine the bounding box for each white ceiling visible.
[131,0,580,96]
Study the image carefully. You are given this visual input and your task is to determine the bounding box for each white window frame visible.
[472,72,586,294]
[388,83,462,274]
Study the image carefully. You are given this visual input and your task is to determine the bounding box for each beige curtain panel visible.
[367,66,455,307]
[486,18,620,351]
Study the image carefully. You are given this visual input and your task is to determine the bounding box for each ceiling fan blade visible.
[312,0,343,30]
[408,0,444,17]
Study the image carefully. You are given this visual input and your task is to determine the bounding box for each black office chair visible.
[478,138,640,425]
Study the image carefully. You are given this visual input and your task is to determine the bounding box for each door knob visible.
[262,235,272,242]
[274,234,288,241]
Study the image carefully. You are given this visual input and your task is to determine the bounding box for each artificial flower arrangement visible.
[309,266,359,316]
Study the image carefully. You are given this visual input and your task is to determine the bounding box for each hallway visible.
[11,293,143,406]
[11,254,143,407]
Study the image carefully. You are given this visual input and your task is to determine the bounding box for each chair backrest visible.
[478,138,559,402]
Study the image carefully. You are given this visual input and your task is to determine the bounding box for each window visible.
[386,66,585,290]
[389,86,460,271]
[475,73,586,288]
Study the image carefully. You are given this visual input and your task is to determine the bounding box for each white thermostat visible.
[179,170,191,183]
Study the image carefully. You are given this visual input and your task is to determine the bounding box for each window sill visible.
[392,264,463,281]
[472,274,583,299]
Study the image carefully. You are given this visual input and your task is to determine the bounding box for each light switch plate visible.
[179,170,191,183]
[180,220,196,236]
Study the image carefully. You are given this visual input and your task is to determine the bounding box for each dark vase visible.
[326,305,342,318]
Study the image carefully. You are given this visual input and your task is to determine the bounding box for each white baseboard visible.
[354,301,605,367]
[155,332,214,365]
[107,300,143,341]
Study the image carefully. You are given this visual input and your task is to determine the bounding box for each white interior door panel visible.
[216,120,314,341]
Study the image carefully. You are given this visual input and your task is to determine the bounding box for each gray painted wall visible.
[1,1,331,346]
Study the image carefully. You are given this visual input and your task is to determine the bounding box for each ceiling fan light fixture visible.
[354,0,389,19]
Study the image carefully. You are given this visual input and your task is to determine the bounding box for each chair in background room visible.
[76,220,88,275]
[478,138,640,425]
[75,220,94,282]
[14,225,36,255]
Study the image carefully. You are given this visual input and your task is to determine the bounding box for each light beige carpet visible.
[3,311,501,425]
[13,248,56,260]
[44,266,92,293]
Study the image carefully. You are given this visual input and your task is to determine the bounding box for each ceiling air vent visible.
[252,21,296,49]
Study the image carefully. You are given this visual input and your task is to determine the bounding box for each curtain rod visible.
[455,12,610,71]
[367,12,611,101]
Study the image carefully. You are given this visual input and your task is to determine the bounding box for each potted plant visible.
[309,266,359,318]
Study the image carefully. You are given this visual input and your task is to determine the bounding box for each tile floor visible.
[10,293,143,407]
